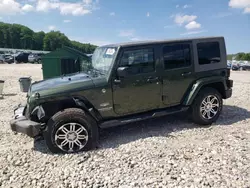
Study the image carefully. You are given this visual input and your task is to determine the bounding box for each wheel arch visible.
[33,96,103,123]
[183,76,227,106]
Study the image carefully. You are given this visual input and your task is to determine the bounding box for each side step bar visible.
[99,106,189,129]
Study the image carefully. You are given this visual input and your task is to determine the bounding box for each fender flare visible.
[182,76,227,106]
[35,96,102,123]
[72,96,102,122]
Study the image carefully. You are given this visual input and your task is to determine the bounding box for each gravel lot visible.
[0,64,250,188]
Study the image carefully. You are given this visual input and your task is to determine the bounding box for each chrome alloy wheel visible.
[55,123,88,153]
[200,95,220,120]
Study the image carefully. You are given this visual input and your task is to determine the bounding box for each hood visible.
[29,72,94,97]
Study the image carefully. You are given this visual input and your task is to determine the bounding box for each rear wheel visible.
[43,108,99,153]
[191,87,223,125]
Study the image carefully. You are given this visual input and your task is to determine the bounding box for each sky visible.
[0,0,249,54]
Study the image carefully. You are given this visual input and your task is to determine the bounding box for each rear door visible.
[112,45,162,115]
[160,42,196,106]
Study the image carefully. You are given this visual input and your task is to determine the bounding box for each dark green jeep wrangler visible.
[10,36,233,153]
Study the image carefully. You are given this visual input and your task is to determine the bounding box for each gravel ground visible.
[0,64,250,188]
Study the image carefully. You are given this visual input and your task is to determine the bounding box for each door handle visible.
[114,79,121,84]
[181,72,191,76]
[147,77,158,82]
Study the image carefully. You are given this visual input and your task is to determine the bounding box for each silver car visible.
[28,54,41,63]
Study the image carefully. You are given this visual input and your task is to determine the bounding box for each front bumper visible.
[10,105,41,138]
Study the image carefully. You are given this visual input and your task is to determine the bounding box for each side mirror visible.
[117,66,129,78]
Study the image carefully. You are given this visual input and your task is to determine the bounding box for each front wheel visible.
[43,108,99,153]
[191,87,223,126]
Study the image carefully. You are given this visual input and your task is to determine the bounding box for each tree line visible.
[227,53,250,61]
[0,22,97,54]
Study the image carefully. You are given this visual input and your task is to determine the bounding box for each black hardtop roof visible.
[101,36,224,48]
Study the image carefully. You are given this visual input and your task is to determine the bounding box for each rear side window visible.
[120,48,155,74]
[163,43,191,69]
[197,42,221,65]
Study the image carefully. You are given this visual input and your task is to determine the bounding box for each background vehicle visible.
[0,55,4,63]
[10,36,233,154]
[4,55,14,64]
[230,62,250,71]
[15,52,30,63]
[28,53,42,64]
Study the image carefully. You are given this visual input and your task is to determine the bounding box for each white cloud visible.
[36,0,97,16]
[229,0,250,13]
[58,2,91,15]
[48,25,56,30]
[63,19,71,23]
[185,21,201,30]
[183,4,191,9]
[164,25,176,29]
[180,30,207,36]
[0,16,2,19]
[0,0,22,15]
[171,13,203,33]
[109,12,115,16]
[130,37,140,41]
[36,0,52,12]
[174,14,197,25]
[244,6,250,13]
[118,29,135,37]
[146,12,150,17]
[22,4,34,12]
[118,29,142,42]
[229,0,250,8]
[176,5,179,8]
[83,0,92,5]
[214,12,233,18]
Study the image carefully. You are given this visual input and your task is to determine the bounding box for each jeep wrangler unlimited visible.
[10,36,233,153]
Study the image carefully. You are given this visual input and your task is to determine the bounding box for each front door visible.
[161,42,196,106]
[112,47,161,115]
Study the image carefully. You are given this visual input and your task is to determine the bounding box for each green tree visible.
[33,31,45,50]
[43,31,70,51]
[70,41,97,54]
[9,24,22,48]
[0,21,97,52]
[235,53,250,61]
[20,26,34,49]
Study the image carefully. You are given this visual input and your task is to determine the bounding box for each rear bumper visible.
[225,88,232,99]
[10,105,41,138]
[225,79,233,99]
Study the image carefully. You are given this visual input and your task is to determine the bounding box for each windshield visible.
[83,47,117,77]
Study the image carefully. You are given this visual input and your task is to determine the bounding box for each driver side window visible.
[120,48,155,74]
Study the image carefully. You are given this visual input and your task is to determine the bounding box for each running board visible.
[99,106,189,129]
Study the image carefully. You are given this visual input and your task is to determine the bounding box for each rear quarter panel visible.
[183,74,227,106]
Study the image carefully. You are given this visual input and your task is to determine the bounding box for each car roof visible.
[101,36,224,48]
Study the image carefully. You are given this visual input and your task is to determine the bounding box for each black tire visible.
[191,87,223,126]
[43,108,99,153]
